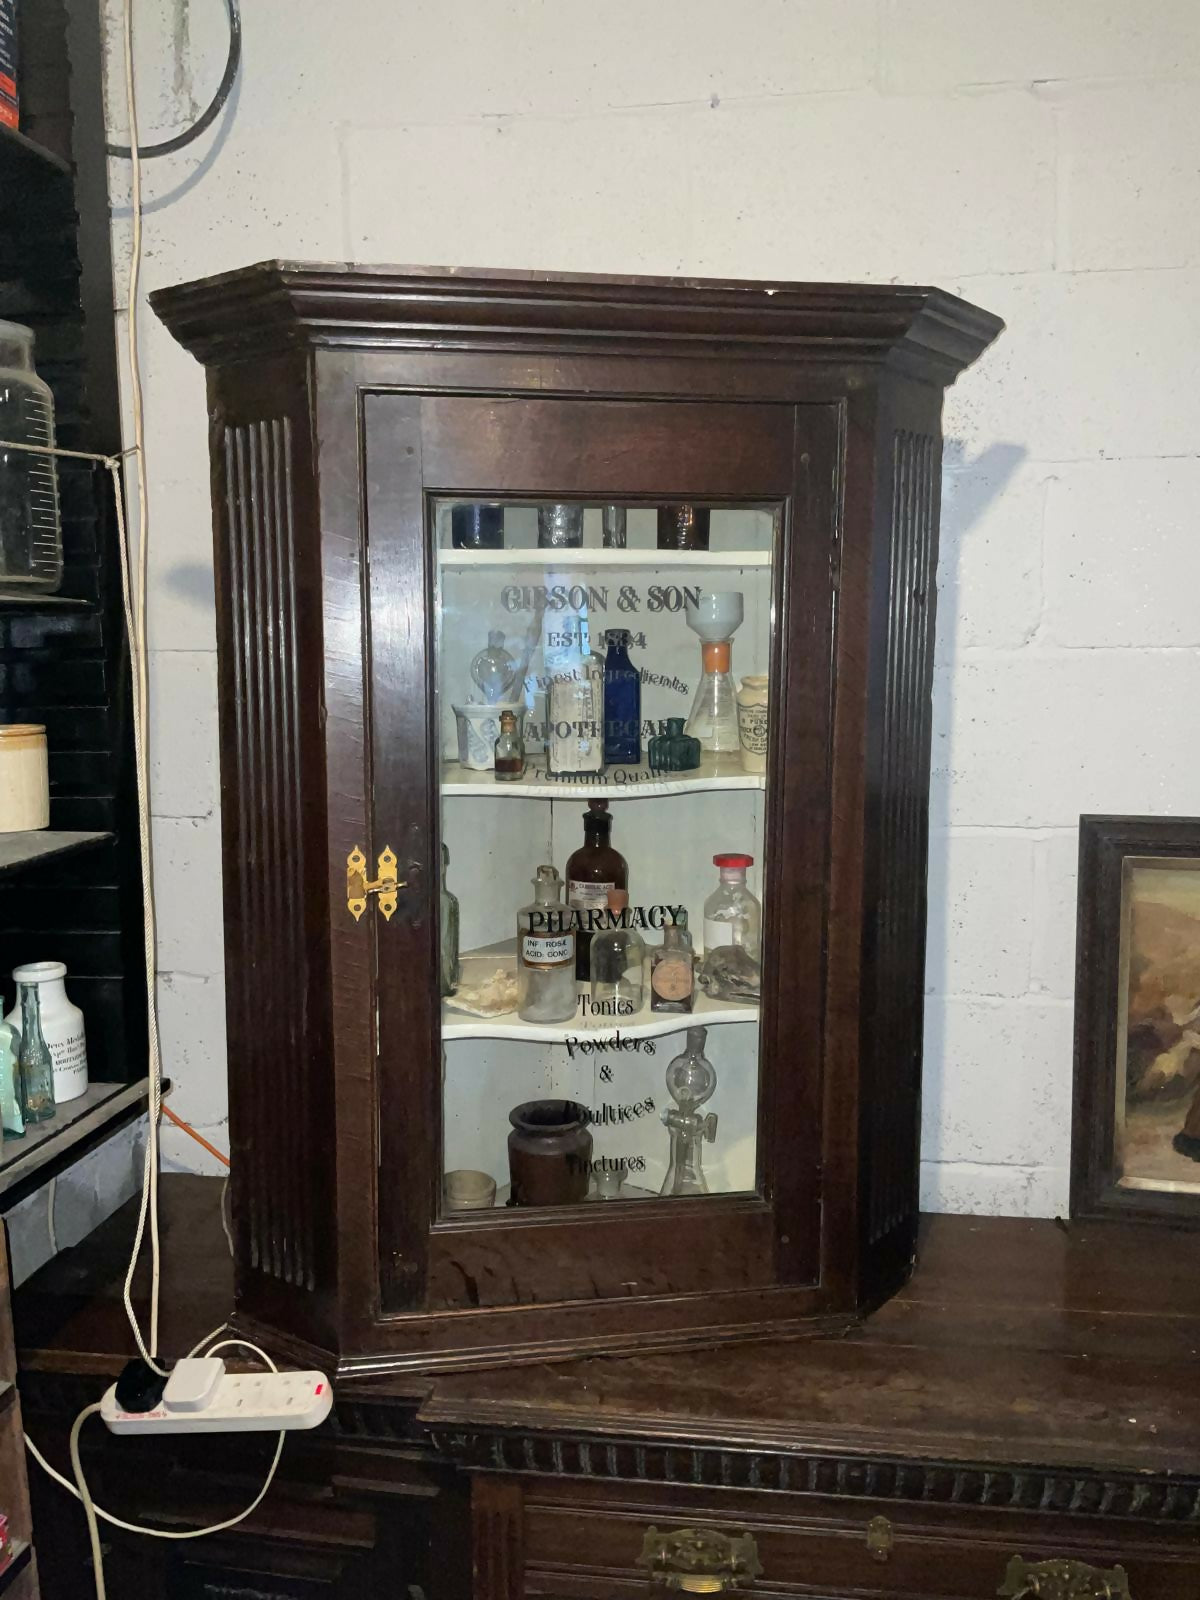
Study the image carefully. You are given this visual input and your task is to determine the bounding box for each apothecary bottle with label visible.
[517,866,577,1023]
[650,922,695,1014]
[566,800,627,981]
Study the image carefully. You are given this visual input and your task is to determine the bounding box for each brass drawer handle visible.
[638,1526,762,1593]
[999,1555,1132,1600]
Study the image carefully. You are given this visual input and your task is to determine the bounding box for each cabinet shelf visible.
[438,547,771,569]
[442,753,764,800]
[0,830,112,874]
[444,942,758,1043]
[0,1078,153,1208]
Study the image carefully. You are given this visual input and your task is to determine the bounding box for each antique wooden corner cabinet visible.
[151,263,1001,1375]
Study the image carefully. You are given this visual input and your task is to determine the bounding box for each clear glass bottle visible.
[537,503,584,548]
[517,866,577,1024]
[440,843,460,998]
[650,922,694,1015]
[589,888,645,1015]
[470,629,517,703]
[602,629,641,765]
[566,800,628,981]
[18,980,55,1123]
[493,709,526,781]
[0,321,63,593]
[702,853,762,961]
[545,619,605,778]
[0,1019,23,1138]
[684,592,744,754]
[601,505,626,548]
[661,1026,718,1196]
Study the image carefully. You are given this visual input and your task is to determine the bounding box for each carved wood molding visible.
[408,1420,1200,1527]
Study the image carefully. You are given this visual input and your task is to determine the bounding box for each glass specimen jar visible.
[451,502,504,549]
[0,321,63,593]
[661,1026,718,1195]
[537,503,584,548]
[493,709,526,780]
[702,853,762,961]
[657,503,710,551]
[566,799,627,981]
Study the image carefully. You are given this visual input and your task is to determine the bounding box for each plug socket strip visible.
[101,1361,332,1435]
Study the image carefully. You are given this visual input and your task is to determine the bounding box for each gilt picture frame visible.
[1072,815,1200,1226]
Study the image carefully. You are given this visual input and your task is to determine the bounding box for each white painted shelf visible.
[443,941,759,1043]
[438,547,771,568]
[441,752,764,800]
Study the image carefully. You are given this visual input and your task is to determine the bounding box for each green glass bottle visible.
[18,981,55,1123]
[0,1019,23,1137]
[648,717,701,772]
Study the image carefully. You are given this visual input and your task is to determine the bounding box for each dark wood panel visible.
[416,396,796,498]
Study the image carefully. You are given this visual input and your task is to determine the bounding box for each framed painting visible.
[1072,815,1200,1225]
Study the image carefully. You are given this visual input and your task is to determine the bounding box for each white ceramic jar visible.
[6,960,87,1103]
[735,675,769,773]
[0,723,49,830]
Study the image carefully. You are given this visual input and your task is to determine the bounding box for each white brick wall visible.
[100,0,1200,1212]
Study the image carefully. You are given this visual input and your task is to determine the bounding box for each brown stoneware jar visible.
[508,1099,593,1206]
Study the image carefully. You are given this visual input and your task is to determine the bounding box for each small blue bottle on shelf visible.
[603,629,641,764]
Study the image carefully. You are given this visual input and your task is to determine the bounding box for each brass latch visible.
[638,1526,762,1593]
[999,1556,1132,1600]
[347,845,401,922]
[866,1516,893,1563]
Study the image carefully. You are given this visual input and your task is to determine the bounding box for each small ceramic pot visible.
[0,723,48,831]
[736,676,769,773]
[508,1099,593,1206]
[5,959,87,1104]
[444,1169,497,1211]
[453,701,523,771]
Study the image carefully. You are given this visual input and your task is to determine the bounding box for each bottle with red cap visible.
[702,853,761,963]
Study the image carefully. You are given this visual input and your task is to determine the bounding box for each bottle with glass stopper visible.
[470,630,517,704]
[589,888,645,1014]
[661,1026,718,1196]
[493,710,526,780]
[517,866,577,1024]
[440,843,460,998]
[684,591,744,754]
[17,980,54,1123]
[566,800,627,981]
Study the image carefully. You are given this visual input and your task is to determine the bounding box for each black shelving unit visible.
[0,0,144,1087]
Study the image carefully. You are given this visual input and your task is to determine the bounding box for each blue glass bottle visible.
[603,629,641,764]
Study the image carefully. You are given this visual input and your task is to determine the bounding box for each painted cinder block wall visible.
[101,0,1200,1212]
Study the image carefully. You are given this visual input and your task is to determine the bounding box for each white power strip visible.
[100,1359,333,1435]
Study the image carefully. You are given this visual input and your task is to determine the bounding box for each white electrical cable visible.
[117,0,167,1376]
[29,1334,286,1585]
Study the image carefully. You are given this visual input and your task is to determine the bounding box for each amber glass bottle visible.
[566,799,628,981]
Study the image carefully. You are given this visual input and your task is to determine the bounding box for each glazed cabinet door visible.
[361,389,839,1356]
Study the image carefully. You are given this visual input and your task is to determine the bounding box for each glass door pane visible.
[434,500,777,1212]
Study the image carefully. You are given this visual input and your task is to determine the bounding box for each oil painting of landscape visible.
[1116,860,1200,1193]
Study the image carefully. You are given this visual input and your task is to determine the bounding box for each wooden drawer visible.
[518,1485,1200,1599]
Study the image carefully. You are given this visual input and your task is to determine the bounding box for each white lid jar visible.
[0,723,49,831]
[5,960,88,1104]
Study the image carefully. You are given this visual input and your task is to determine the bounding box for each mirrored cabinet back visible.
[151,264,1002,1375]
